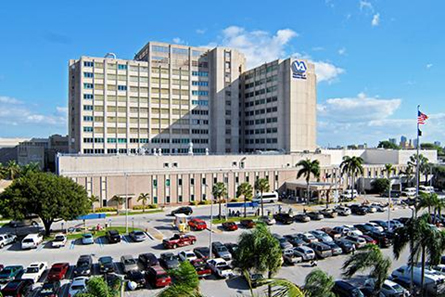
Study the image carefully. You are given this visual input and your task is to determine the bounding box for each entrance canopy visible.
[285,181,340,191]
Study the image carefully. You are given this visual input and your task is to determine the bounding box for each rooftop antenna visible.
[104,53,117,59]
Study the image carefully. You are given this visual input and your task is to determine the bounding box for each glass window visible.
[83,127,93,132]
[83,116,93,121]
[118,64,127,70]
[84,72,94,78]
[83,61,94,67]
[118,85,127,91]
[84,94,94,99]
[84,83,94,89]
[152,45,169,53]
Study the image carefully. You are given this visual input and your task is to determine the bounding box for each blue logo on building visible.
[291,60,307,79]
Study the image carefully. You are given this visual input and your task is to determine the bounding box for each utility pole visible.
[125,172,129,234]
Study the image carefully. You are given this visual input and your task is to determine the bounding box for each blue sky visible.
[0,0,444,147]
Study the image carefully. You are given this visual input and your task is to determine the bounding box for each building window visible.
[235,176,239,183]
[84,83,94,89]
[84,61,94,67]
[213,177,217,184]
[192,90,209,96]
[190,194,195,202]
[191,100,208,106]
[192,81,209,86]
[84,94,94,99]
[192,71,208,77]
[153,196,158,204]
[83,127,93,132]
[191,178,195,185]
[166,179,170,186]
[178,195,183,202]
[118,85,127,91]
[202,194,207,200]
[166,196,170,203]
[84,72,94,78]
[172,48,188,55]
[83,116,93,121]
[178,178,182,186]
[83,105,93,111]
[202,178,206,185]
[118,64,127,70]
[153,179,157,188]
[118,138,127,143]
[152,45,169,53]
[164,163,169,168]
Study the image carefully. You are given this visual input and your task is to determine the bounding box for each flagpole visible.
[415,105,420,218]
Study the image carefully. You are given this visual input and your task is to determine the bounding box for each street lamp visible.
[387,179,395,232]
[206,184,214,260]
[125,172,129,234]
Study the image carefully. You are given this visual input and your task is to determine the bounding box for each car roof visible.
[150,265,167,273]
[52,262,69,268]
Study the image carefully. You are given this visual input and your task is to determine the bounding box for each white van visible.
[391,265,445,295]
[402,187,416,197]
[340,189,358,200]
[419,186,435,194]
[21,234,44,250]
[252,192,279,203]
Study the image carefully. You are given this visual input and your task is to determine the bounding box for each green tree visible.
[340,156,364,201]
[342,244,391,296]
[76,277,119,297]
[378,140,401,150]
[232,224,282,297]
[255,178,270,217]
[0,163,6,180]
[296,159,320,204]
[393,214,445,295]
[158,261,201,297]
[421,143,444,155]
[401,165,415,187]
[303,269,335,297]
[89,195,100,213]
[371,178,390,194]
[6,160,20,180]
[20,162,41,176]
[408,154,429,187]
[261,278,305,297]
[0,172,90,236]
[137,192,150,213]
[237,182,253,218]
[212,182,227,219]
[111,195,125,214]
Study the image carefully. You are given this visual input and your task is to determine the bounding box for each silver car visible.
[293,246,315,261]
[121,255,138,273]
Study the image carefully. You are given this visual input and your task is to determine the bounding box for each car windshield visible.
[100,257,112,264]
[41,285,55,293]
[216,246,227,252]
[55,236,65,241]
[23,239,33,243]
[79,261,89,267]
[133,231,144,235]
[26,267,39,273]
[83,234,92,238]
[1,268,12,274]
[51,267,61,272]
[71,285,85,290]
[124,258,136,265]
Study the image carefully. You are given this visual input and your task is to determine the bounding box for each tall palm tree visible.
[137,193,150,213]
[111,195,125,214]
[89,195,100,213]
[255,178,270,217]
[393,213,445,295]
[408,154,429,187]
[6,160,20,180]
[401,165,415,187]
[340,156,364,201]
[212,182,227,219]
[237,182,253,218]
[296,159,320,204]
[342,244,392,296]
[304,269,335,297]
[21,162,41,176]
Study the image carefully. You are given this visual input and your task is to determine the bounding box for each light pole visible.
[206,184,214,260]
[387,179,394,232]
[125,172,129,234]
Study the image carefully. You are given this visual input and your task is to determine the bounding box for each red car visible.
[222,222,238,231]
[360,235,377,245]
[240,219,256,229]
[188,218,207,231]
[162,234,197,249]
[47,263,70,281]
[191,259,211,278]
[145,265,171,288]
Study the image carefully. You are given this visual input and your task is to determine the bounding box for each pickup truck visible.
[207,258,233,278]
[162,234,197,249]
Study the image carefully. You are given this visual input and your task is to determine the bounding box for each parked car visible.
[193,247,211,259]
[258,216,276,225]
[0,233,17,248]
[207,258,233,278]
[310,230,334,243]
[273,234,293,250]
[335,206,351,216]
[273,213,294,224]
[340,189,358,200]
[81,233,94,245]
[332,280,365,297]
[171,206,193,216]
[344,235,367,249]
[297,232,318,244]
[138,253,159,269]
[381,190,402,198]
[293,246,316,261]
[126,270,146,289]
[360,234,377,245]
[283,234,305,247]
[335,238,355,254]
[391,265,445,296]
[309,242,333,259]
[349,204,367,215]
[47,263,69,282]
[320,208,338,218]
[145,265,171,288]
[121,255,139,273]
[294,213,311,222]
[36,281,61,297]
[362,279,409,297]
[224,243,239,256]
[245,273,265,288]
[324,241,343,256]
[191,259,212,278]
[21,233,43,249]
[363,205,377,213]
[222,222,238,231]
[307,211,324,220]
[129,230,147,242]
[68,277,89,296]
[21,262,47,283]
[240,219,256,228]
[363,222,385,233]
[73,255,93,277]
[52,233,67,248]
[159,253,180,270]
[367,231,392,248]
[282,249,303,266]
[178,250,198,262]
[106,230,121,244]
[320,227,342,240]
[162,234,197,249]
[98,256,114,273]
[1,280,33,297]
[0,265,23,284]
[188,218,207,231]
[333,225,363,237]
[401,187,416,197]
[212,242,232,261]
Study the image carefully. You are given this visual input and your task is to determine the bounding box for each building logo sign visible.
[291,60,307,79]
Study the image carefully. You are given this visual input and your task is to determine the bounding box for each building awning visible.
[227,202,259,208]
[285,181,340,191]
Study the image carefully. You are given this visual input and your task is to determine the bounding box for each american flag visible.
[418,110,428,125]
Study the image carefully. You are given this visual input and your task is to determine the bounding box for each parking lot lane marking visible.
[122,236,129,244]
[36,242,45,252]
[144,231,154,241]
[148,227,164,241]
[69,240,75,250]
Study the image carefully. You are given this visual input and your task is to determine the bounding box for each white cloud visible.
[293,53,345,83]
[0,96,22,104]
[196,29,206,34]
[426,63,433,69]
[360,1,374,12]
[172,37,184,44]
[215,26,298,68]
[338,47,347,55]
[372,13,380,26]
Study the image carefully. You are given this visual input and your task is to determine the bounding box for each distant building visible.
[0,138,28,165]
[389,138,397,145]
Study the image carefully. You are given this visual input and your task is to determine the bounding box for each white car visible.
[207,258,233,278]
[178,250,197,262]
[402,187,416,197]
[335,206,351,216]
[21,233,43,249]
[293,246,315,261]
[363,279,409,297]
[364,222,384,233]
[0,233,17,248]
[21,262,48,283]
[52,233,67,248]
[68,276,89,296]
[340,189,358,199]
[343,225,363,237]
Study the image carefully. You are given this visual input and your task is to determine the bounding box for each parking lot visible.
[0,200,414,297]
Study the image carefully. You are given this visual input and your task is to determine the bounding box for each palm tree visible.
[0,163,6,179]
[232,224,282,297]
[383,163,396,212]
[111,195,125,214]
[89,195,100,213]
[76,276,118,297]
[342,244,392,296]
[340,156,364,201]
[137,193,150,213]
[237,182,253,218]
[304,269,335,297]
[158,261,201,297]
[255,178,270,217]
[296,159,320,204]
[21,162,41,176]
[401,165,415,187]
[212,182,227,219]
[393,213,445,295]
[408,154,429,187]
[261,278,305,297]
[6,160,20,180]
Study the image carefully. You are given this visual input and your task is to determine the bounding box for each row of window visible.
[244,97,278,108]
[191,71,208,77]
[191,90,209,96]
[191,129,209,134]
[191,81,209,86]
[245,138,278,144]
[244,65,279,80]
[245,75,278,89]
[191,110,209,115]
[192,100,208,106]
[245,85,278,98]
[83,61,128,69]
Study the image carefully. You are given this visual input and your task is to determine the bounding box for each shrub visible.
[371,178,389,194]
[94,207,117,213]
[199,200,211,205]
[190,200,199,206]
[230,198,239,202]
[148,204,158,209]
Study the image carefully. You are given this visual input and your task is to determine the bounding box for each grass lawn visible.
[212,216,260,224]
[46,226,143,241]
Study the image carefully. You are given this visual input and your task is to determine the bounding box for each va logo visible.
[291,60,307,79]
